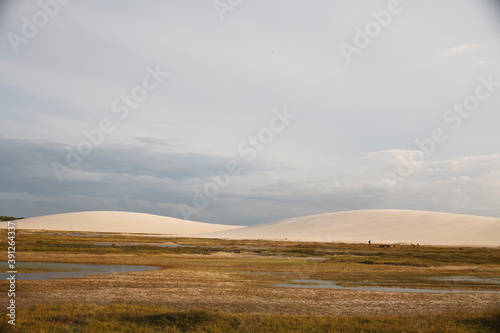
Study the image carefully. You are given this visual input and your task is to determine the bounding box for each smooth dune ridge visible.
[0,211,243,235]
[192,210,500,247]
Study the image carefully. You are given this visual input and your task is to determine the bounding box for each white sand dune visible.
[0,211,243,235]
[3,209,499,247]
[191,210,500,247]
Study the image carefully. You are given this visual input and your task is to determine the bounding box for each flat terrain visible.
[1,230,499,332]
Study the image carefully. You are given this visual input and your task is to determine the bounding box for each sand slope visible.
[3,209,499,246]
[192,210,500,247]
[0,211,243,235]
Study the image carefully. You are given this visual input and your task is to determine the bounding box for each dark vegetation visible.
[0,216,24,221]
[1,304,498,333]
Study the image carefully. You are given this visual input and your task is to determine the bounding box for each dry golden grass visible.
[1,231,499,331]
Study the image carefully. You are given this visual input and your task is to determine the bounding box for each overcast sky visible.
[1,0,499,225]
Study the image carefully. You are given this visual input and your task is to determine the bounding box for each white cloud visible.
[440,154,500,172]
[437,43,479,58]
[362,150,424,165]
[469,60,486,66]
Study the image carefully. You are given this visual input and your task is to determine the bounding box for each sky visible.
[0,0,499,225]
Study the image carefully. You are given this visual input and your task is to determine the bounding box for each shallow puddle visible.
[1,262,158,280]
[273,279,500,294]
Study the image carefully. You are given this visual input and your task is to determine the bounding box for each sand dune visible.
[192,210,500,247]
[3,209,499,247]
[0,211,243,235]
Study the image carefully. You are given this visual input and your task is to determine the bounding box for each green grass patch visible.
[2,231,500,267]
[2,304,499,332]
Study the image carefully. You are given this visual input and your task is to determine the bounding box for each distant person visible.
[368,240,371,245]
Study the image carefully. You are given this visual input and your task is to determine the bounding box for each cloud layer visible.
[1,0,499,224]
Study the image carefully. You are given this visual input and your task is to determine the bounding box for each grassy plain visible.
[1,230,499,332]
